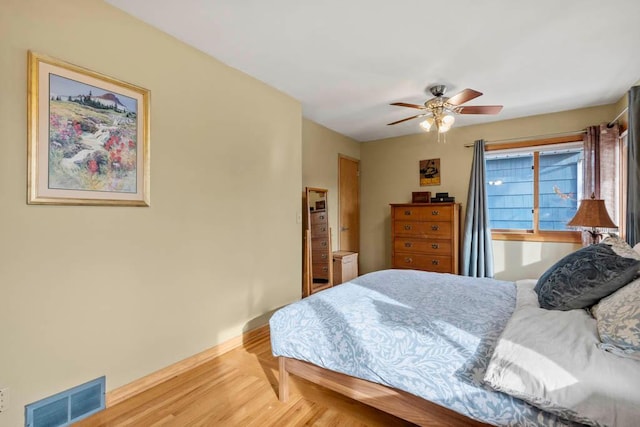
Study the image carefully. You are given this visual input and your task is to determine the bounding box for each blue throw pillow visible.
[535,244,640,311]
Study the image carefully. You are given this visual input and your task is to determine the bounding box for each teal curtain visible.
[462,140,494,277]
[627,86,640,246]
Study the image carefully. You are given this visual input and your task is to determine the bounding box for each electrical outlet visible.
[0,387,7,413]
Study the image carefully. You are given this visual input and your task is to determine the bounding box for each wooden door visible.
[338,155,360,252]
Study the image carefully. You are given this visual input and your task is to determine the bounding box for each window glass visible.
[539,150,582,230]
[486,154,534,230]
[485,143,584,234]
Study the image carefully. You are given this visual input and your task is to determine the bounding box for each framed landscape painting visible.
[28,51,150,206]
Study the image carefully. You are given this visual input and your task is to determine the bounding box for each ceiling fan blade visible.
[456,105,503,115]
[390,102,426,110]
[446,88,483,106]
[387,114,427,125]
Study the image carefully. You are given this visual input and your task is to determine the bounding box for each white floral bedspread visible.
[270,269,575,426]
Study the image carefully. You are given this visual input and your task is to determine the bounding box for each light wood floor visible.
[77,328,415,426]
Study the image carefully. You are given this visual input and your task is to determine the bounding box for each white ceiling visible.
[105,0,640,142]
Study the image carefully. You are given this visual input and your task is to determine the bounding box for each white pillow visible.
[635,242,640,255]
[484,280,640,426]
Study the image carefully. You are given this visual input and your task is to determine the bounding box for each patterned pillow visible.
[591,277,640,360]
[601,235,640,262]
[601,235,640,278]
[535,244,640,310]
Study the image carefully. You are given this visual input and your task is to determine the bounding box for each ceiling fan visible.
[388,85,503,135]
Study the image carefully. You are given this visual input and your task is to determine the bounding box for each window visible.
[485,137,584,242]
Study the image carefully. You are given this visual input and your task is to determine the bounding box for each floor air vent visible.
[25,376,105,427]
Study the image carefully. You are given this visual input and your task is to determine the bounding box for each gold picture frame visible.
[419,158,440,186]
[28,51,150,206]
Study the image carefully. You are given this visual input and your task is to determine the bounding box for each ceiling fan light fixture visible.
[438,123,451,133]
[419,117,434,132]
[442,114,455,126]
[433,113,454,133]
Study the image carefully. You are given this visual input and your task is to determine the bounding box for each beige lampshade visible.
[567,197,617,229]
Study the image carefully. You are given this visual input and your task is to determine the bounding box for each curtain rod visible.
[464,106,628,147]
[607,106,628,128]
[463,130,586,147]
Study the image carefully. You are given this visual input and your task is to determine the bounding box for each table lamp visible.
[567,193,617,245]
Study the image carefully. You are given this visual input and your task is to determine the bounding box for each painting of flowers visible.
[28,52,150,206]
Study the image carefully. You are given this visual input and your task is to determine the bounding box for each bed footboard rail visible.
[276,356,487,426]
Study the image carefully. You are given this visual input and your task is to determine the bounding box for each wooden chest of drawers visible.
[390,203,460,274]
[310,210,331,281]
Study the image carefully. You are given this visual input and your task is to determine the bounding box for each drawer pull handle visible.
[432,210,439,215]
[321,241,327,247]
[431,225,439,231]
[432,260,440,265]
[404,225,412,230]
[320,227,326,232]
[404,210,412,216]
[319,215,325,220]
[432,243,439,249]
[404,257,413,264]
[321,253,327,259]
[322,267,328,272]
[404,242,412,248]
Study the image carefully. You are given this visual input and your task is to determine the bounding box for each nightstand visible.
[333,251,358,285]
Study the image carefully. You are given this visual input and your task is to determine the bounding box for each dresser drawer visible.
[312,262,330,279]
[310,211,328,225]
[394,238,451,255]
[393,205,452,221]
[312,249,331,263]
[393,221,452,238]
[311,237,330,251]
[311,223,329,235]
[393,253,452,273]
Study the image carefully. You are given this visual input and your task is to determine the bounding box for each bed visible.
[270,238,640,427]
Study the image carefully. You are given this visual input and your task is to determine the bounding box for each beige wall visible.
[0,1,301,425]
[360,104,618,280]
[302,119,360,251]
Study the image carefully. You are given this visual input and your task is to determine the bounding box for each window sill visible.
[491,230,582,243]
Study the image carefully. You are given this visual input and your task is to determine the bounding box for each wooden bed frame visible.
[278,356,488,427]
